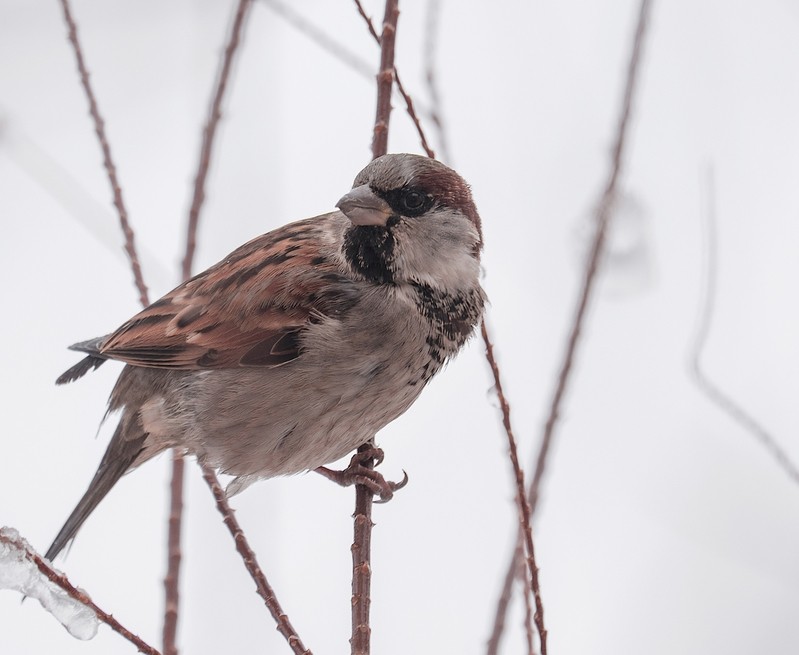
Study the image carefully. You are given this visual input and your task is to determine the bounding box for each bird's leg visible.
[315,446,408,503]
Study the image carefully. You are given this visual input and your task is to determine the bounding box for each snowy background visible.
[1,0,798,653]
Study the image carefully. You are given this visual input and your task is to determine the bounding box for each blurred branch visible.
[181,0,254,280]
[489,0,654,649]
[423,0,451,163]
[482,323,548,655]
[200,465,312,655]
[0,531,161,655]
[690,167,799,484]
[162,453,183,655]
[529,0,652,513]
[262,0,374,77]
[58,0,149,307]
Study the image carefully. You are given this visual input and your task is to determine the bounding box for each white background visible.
[1,1,798,653]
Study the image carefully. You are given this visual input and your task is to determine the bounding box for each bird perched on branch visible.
[46,153,485,561]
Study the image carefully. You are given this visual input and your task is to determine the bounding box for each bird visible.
[45,153,486,561]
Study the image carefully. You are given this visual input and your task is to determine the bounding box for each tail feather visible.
[56,336,111,385]
[45,424,147,562]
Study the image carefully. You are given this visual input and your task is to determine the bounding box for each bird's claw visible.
[315,447,408,502]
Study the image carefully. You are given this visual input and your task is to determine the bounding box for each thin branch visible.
[199,465,312,655]
[690,167,799,484]
[350,443,375,655]
[482,323,547,655]
[0,531,161,655]
[521,567,535,655]
[371,0,400,159]
[162,454,184,655]
[354,0,435,159]
[486,539,523,655]
[58,0,149,307]
[490,0,654,649]
[423,0,452,163]
[181,0,254,280]
[529,0,652,514]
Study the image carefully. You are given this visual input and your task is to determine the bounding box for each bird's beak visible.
[336,185,393,227]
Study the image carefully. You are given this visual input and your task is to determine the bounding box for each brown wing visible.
[99,215,356,369]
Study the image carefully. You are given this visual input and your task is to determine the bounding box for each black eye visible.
[378,186,434,218]
[402,190,426,211]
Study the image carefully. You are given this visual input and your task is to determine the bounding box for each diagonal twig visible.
[482,323,548,655]
[181,0,254,281]
[1,531,162,655]
[489,1,654,651]
[690,167,799,485]
[58,0,149,308]
[422,0,451,163]
[199,465,312,655]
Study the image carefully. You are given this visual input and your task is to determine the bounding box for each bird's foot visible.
[315,447,408,503]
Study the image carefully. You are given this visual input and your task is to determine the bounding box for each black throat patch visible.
[342,225,396,284]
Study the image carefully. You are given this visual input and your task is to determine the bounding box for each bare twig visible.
[482,323,547,655]
[350,443,375,655]
[529,0,652,515]
[354,0,435,159]
[486,540,523,655]
[199,465,312,655]
[372,0,400,158]
[690,167,799,484]
[521,568,535,655]
[181,0,254,280]
[162,454,184,655]
[489,0,654,649]
[423,0,452,163]
[58,0,149,308]
[0,532,161,655]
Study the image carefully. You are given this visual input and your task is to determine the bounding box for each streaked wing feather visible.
[99,216,352,370]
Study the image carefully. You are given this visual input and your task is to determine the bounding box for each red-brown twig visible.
[353,0,435,159]
[482,323,547,655]
[350,443,375,655]
[370,0,400,159]
[0,531,161,655]
[162,453,184,655]
[164,4,255,652]
[690,167,799,484]
[58,0,149,308]
[199,465,312,655]
[489,0,654,649]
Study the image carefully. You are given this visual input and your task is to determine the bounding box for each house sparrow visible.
[46,153,485,561]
